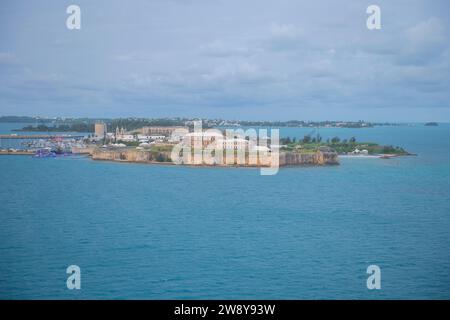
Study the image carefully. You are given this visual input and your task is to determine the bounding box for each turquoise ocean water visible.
[0,123,449,299]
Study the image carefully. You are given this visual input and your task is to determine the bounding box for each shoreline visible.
[64,156,344,170]
[340,153,417,159]
[0,151,416,162]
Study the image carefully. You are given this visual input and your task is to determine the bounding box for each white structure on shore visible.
[351,148,369,155]
[115,127,135,142]
[181,131,262,151]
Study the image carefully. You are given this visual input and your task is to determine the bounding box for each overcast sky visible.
[0,0,449,121]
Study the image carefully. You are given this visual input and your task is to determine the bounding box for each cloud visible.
[398,17,448,65]
[199,40,256,57]
[406,17,447,44]
[264,23,305,51]
[1,0,449,120]
[0,52,16,63]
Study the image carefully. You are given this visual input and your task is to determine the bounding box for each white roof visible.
[221,138,248,143]
[185,131,223,137]
[252,146,270,151]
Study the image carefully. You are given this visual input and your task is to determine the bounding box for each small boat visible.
[34,148,56,158]
[379,154,396,159]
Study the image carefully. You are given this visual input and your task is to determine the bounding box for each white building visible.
[183,131,223,147]
[117,134,135,142]
[220,138,251,150]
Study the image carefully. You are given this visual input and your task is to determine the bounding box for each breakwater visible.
[0,134,84,139]
[0,150,35,155]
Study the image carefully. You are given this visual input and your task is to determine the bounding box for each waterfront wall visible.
[280,151,339,166]
[92,148,168,163]
[0,150,34,155]
[71,146,97,154]
[91,148,339,166]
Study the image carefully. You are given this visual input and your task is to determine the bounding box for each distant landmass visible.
[0,116,54,123]
[425,122,438,126]
[0,116,406,133]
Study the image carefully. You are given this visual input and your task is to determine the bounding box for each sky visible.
[0,0,449,121]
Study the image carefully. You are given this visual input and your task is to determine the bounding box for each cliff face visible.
[92,148,339,166]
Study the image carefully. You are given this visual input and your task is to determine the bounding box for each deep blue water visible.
[0,123,449,299]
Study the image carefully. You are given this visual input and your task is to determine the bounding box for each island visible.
[82,133,413,167]
[0,121,415,167]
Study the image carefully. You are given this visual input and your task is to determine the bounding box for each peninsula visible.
[0,120,415,168]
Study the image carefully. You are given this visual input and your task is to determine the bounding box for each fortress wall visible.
[92,148,339,166]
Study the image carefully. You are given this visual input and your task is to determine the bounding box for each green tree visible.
[302,135,311,143]
[156,153,166,162]
[331,136,340,144]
